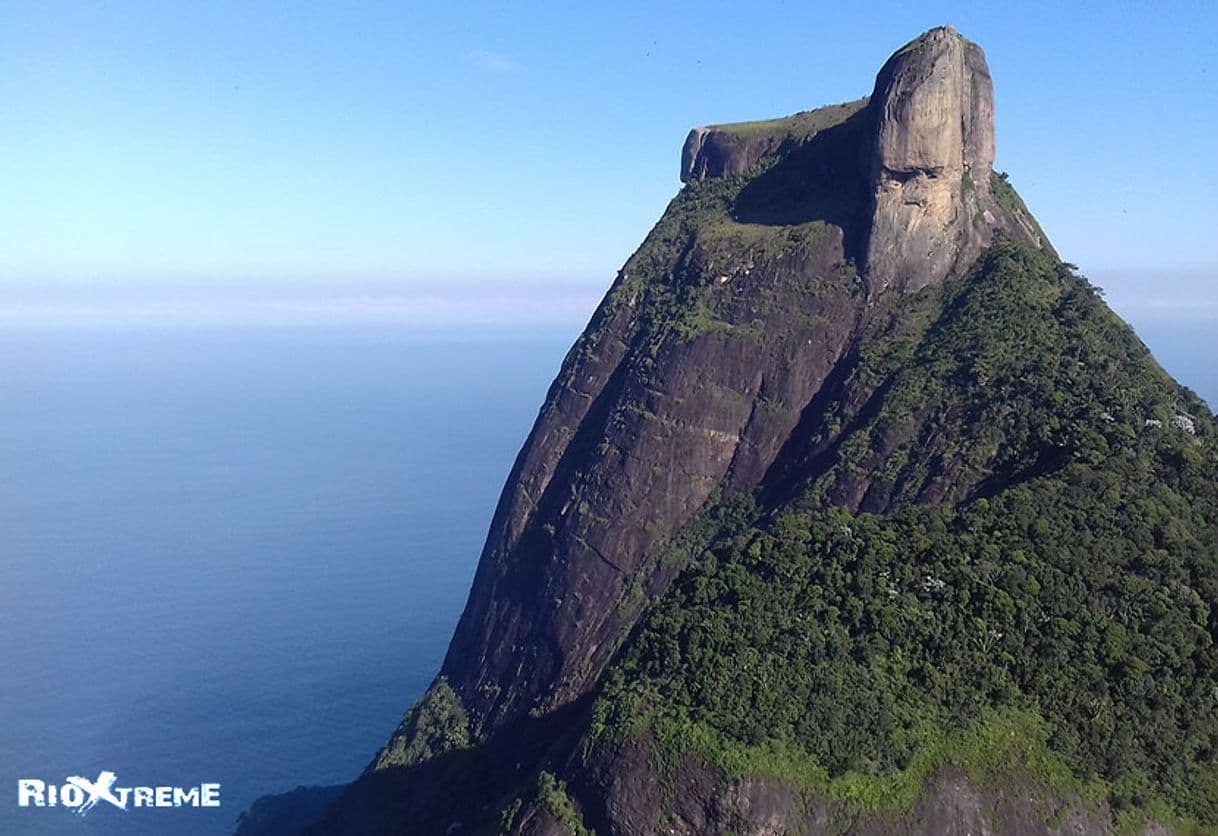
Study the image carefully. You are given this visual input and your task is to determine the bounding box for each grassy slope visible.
[697,98,869,140]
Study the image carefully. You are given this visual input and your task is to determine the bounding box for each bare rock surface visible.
[864,25,1001,294]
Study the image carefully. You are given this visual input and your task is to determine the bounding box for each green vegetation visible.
[536,772,596,836]
[802,240,1208,512]
[700,98,867,141]
[699,216,834,266]
[991,170,1055,255]
[588,241,1218,829]
[644,706,1087,812]
[373,677,470,769]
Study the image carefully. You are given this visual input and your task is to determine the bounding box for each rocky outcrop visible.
[684,26,1040,297]
[573,735,1125,836]
[863,25,1008,294]
[681,126,775,183]
[680,100,866,184]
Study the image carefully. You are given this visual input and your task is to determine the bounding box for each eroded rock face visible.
[681,126,776,182]
[680,100,869,186]
[437,218,864,738]
[682,28,1034,298]
[382,26,1050,748]
[863,25,999,294]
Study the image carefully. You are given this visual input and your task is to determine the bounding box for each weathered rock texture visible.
[438,198,865,738]
[863,25,1004,294]
[680,100,866,184]
[682,26,1045,299]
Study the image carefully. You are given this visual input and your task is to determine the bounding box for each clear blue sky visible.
[1,1,1215,307]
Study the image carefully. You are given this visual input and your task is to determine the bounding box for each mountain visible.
[239,25,1217,835]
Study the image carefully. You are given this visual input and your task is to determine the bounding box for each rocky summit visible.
[865,24,1002,294]
[431,25,1050,749]
[238,25,1217,836]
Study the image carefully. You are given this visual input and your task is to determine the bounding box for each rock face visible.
[863,25,1000,294]
[437,180,866,738]
[679,101,865,184]
[425,25,1044,745]
[681,125,771,183]
[240,24,1216,836]
[580,737,1124,836]
[679,27,1041,301]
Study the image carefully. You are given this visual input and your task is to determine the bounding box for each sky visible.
[0,1,1215,324]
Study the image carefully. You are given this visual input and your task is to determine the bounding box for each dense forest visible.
[589,240,1218,830]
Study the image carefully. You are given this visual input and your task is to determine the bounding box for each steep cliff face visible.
[255,24,1217,836]
[436,117,869,738]
[680,100,866,184]
[422,25,1046,747]
[864,26,999,294]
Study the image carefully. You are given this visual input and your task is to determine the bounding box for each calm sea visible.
[0,326,576,836]
[0,320,1213,836]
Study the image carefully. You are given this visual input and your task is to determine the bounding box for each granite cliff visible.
[427,25,1046,746]
[237,25,1217,836]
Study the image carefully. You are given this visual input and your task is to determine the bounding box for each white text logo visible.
[17,772,220,817]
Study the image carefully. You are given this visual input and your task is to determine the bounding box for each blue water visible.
[0,326,575,836]
[0,320,1213,836]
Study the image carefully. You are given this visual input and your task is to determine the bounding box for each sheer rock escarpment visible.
[424,26,1049,747]
[864,25,1005,294]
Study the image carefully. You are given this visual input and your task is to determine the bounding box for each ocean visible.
[0,320,1213,836]
[0,326,576,836]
